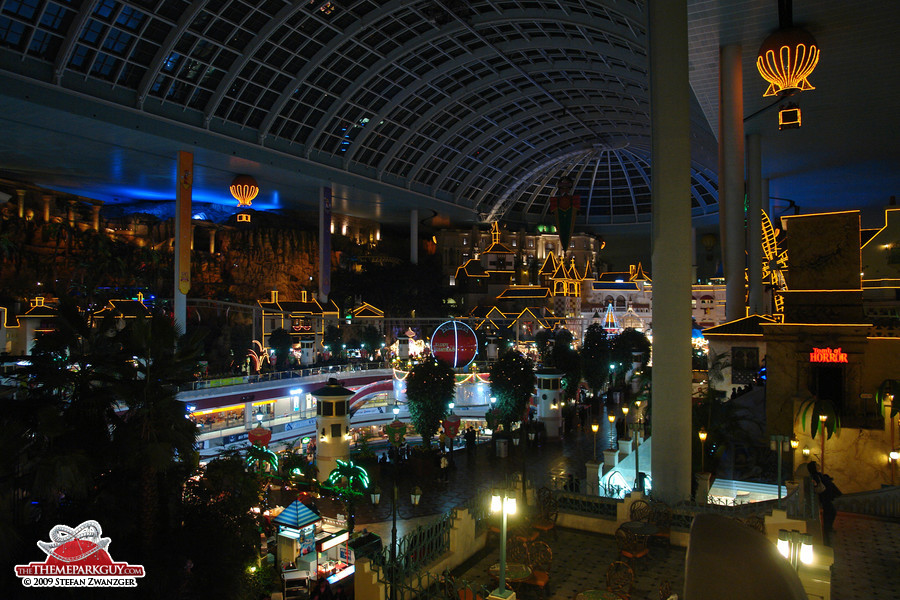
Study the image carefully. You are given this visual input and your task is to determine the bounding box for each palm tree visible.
[246,444,279,474]
[324,459,371,533]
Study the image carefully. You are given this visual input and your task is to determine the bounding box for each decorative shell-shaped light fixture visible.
[756,27,819,97]
[230,174,258,224]
[230,174,259,206]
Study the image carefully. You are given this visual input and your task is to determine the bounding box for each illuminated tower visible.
[312,378,353,481]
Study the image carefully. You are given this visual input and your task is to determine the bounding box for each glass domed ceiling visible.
[479,145,718,226]
[0,0,721,227]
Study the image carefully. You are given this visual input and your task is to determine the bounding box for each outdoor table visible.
[575,589,620,600]
[488,562,532,583]
[621,520,658,537]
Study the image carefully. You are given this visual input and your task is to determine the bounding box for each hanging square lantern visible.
[778,103,802,130]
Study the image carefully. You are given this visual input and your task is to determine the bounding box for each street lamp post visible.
[490,488,517,599]
[770,434,793,508]
[818,414,828,471]
[385,403,404,600]
[698,428,708,473]
[591,421,599,461]
[629,422,643,491]
[607,412,616,450]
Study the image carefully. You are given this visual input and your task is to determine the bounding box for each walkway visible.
[348,428,900,600]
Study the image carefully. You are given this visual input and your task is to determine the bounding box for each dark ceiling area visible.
[0,0,897,231]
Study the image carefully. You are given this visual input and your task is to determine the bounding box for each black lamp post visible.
[385,403,404,600]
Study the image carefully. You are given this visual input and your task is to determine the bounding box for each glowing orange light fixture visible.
[756,27,819,97]
[230,174,258,224]
[230,174,259,207]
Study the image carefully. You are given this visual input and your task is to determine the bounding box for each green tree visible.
[360,324,384,357]
[268,327,294,370]
[551,329,581,399]
[489,350,536,431]
[323,324,343,358]
[112,312,204,558]
[405,358,455,447]
[581,323,610,394]
[180,454,262,599]
[609,328,651,384]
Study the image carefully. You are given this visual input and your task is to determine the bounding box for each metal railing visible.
[834,485,900,519]
[372,513,453,582]
[178,362,389,391]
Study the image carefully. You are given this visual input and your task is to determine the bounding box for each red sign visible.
[809,347,848,363]
[431,321,478,368]
[442,413,461,438]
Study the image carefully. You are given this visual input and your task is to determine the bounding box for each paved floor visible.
[351,428,900,600]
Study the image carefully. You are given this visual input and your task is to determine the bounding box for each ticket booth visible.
[275,500,321,580]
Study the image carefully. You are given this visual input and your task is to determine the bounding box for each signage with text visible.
[809,347,848,363]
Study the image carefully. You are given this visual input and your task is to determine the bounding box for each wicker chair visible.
[629,499,652,522]
[614,526,649,572]
[531,489,559,539]
[521,541,552,599]
[658,580,672,600]
[648,501,673,545]
[606,561,634,599]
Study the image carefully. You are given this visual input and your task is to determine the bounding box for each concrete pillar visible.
[66,201,75,227]
[719,44,746,321]
[208,228,216,254]
[313,378,353,484]
[319,186,332,303]
[91,204,101,231]
[649,0,692,501]
[16,190,25,218]
[410,209,419,264]
[42,195,52,222]
[747,133,763,314]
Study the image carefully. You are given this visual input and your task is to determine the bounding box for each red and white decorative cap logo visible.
[14,520,145,588]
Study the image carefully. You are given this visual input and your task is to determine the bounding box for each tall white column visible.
[410,209,419,264]
[649,0,692,501]
[747,133,763,314]
[174,151,193,335]
[719,44,746,322]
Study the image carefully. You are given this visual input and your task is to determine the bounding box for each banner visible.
[319,186,332,300]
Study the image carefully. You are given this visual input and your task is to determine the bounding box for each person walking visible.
[807,461,841,546]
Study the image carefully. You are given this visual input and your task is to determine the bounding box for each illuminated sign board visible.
[809,347,848,363]
[318,531,349,552]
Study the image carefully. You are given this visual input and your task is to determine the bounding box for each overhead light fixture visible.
[230,174,259,223]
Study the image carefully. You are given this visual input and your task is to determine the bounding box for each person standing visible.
[807,461,841,546]
[465,426,477,456]
[440,452,449,482]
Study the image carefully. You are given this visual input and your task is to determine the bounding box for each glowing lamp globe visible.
[230,174,259,208]
[430,320,478,368]
[756,27,819,97]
